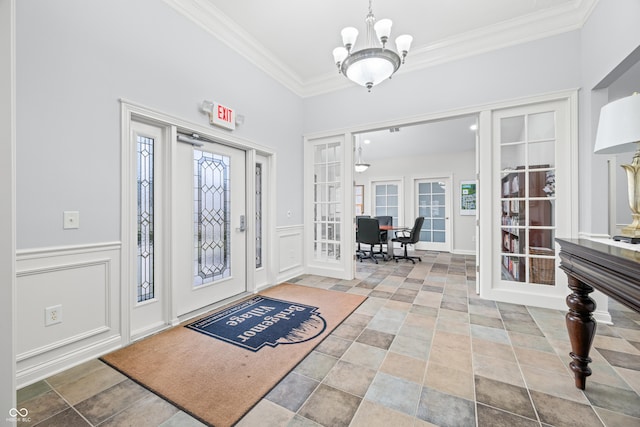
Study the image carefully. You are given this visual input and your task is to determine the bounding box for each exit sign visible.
[208,101,235,130]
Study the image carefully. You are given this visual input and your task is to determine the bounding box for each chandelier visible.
[355,140,370,172]
[332,0,413,92]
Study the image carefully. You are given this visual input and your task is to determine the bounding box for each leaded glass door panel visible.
[174,138,246,317]
[130,121,166,339]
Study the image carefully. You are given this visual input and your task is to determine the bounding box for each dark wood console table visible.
[556,238,640,389]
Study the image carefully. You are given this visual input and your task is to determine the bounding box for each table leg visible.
[386,232,393,261]
[565,275,597,390]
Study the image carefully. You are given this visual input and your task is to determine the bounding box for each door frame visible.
[120,99,276,344]
[303,89,578,290]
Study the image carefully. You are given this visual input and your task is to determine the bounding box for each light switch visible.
[63,211,80,229]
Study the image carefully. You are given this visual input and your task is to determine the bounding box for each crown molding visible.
[163,0,599,98]
[162,0,306,95]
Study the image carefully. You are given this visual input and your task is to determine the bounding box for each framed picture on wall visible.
[354,185,364,215]
[460,180,476,216]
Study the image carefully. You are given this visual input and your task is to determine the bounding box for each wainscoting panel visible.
[15,243,121,387]
[276,225,304,284]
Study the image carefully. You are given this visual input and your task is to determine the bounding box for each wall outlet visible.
[45,305,62,326]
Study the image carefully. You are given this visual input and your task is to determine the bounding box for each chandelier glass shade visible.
[355,144,370,172]
[333,0,412,91]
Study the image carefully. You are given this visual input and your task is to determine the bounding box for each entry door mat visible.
[101,283,366,427]
[185,295,330,352]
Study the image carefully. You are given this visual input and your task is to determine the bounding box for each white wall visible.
[355,150,476,253]
[302,31,581,134]
[14,0,305,385]
[579,0,640,236]
[609,59,640,227]
[0,0,16,418]
[16,0,304,251]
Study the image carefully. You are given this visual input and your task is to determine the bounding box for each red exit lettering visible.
[217,105,233,123]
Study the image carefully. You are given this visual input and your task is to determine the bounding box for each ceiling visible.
[356,115,478,161]
[165,0,598,97]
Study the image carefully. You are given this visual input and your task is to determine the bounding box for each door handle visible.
[237,215,246,232]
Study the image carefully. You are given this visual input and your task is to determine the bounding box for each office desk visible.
[556,238,640,389]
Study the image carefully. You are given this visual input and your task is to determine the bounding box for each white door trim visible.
[120,99,276,345]
[1,0,17,411]
[303,89,578,283]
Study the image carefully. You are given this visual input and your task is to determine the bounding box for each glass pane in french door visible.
[500,111,556,285]
[374,182,400,226]
[313,141,341,262]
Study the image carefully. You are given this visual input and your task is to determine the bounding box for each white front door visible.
[174,138,247,317]
[414,177,452,252]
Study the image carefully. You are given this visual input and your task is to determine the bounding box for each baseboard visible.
[16,335,122,388]
[451,249,476,256]
[578,232,610,239]
[276,264,305,284]
[131,321,172,342]
[593,309,613,325]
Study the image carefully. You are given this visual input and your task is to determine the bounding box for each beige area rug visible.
[101,283,366,427]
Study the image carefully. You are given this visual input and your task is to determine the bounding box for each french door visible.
[481,97,574,310]
[372,180,402,226]
[173,138,247,317]
[414,177,451,252]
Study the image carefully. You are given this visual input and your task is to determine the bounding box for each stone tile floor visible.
[17,252,640,426]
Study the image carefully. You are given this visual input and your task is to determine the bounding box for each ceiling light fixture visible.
[332,0,413,92]
[355,141,370,173]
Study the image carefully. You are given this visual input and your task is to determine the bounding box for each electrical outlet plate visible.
[63,211,80,229]
[45,305,62,326]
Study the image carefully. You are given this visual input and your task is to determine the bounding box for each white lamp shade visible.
[346,56,395,88]
[333,47,348,64]
[374,19,393,41]
[341,27,359,47]
[395,34,413,53]
[594,93,640,154]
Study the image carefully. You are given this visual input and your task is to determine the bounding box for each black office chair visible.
[392,216,425,264]
[374,216,392,256]
[355,215,370,257]
[356,217,382,264]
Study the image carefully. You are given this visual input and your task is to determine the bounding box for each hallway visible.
[17,252,640,426]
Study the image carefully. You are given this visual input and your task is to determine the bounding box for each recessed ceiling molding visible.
[163,0,599,98]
